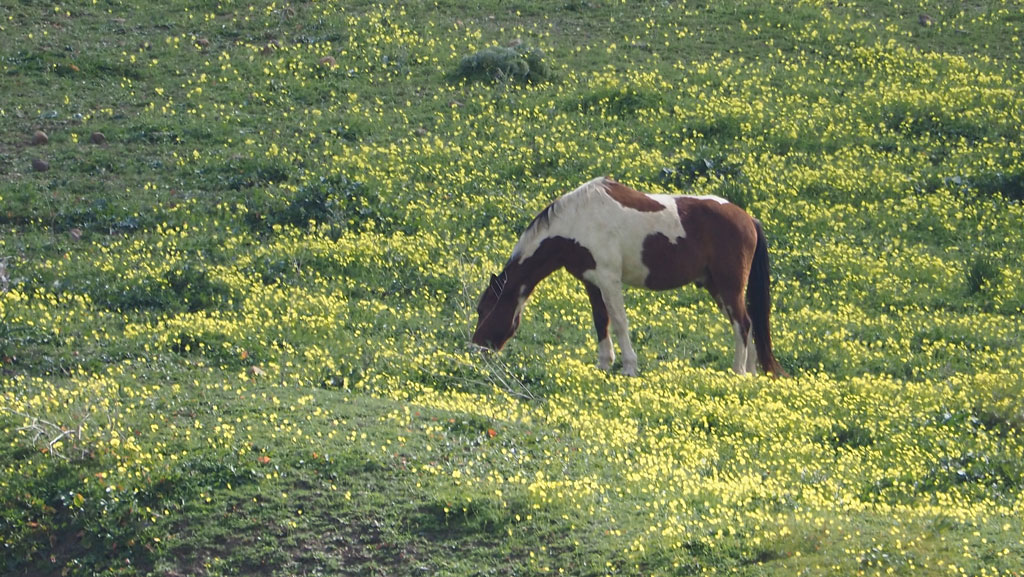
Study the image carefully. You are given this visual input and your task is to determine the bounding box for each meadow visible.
[1,0,1023,575]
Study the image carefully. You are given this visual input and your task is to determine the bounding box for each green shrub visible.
[966,255,1000,298]
[86,262,230,314]
[244,176,395,233]
[658,154,745,190]
[451,44,552,84]
[576,86,662,117]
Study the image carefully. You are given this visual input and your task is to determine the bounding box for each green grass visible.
[3,1,1024,575]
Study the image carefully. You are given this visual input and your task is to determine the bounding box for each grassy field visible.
[2,0,1023,575]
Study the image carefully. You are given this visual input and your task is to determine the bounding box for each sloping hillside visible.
[2,1,1022,575]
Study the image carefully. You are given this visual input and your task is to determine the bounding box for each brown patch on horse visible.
[641,233,706,290]
[603,179,666,212]
[529,236,598,281]
[641,198,755,291]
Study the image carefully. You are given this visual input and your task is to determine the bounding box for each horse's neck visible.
[507,236,571,299]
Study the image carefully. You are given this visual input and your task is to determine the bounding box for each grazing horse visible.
[472,177,785,377]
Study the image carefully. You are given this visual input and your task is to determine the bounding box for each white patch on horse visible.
[513,178,693,289]
[744,325,758,375]
[511,177,606,264]
[678,194,730,205]
[596,336,615,370]
[515,294,528,317]
[731,319,750,375]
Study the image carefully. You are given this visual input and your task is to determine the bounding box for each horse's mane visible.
[510,177,609,262]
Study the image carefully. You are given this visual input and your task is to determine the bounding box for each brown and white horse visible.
[472,177,785,377]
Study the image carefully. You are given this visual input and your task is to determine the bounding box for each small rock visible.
[919,14,934,27]
[196,37,211,49]
[90,131,107,145]
[320,55,337,68]
[70,228,83,241]
[31,130,49,145]
[32,159,50,172]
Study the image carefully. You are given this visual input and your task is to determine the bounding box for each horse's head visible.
[472,271,523,351]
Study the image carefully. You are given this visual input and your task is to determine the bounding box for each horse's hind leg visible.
[583,281,615,371]
[705,239,757,375]
[706,279,753,376]
[725,298,754,376]
[744,323,758,375]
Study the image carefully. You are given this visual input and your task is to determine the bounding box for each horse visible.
[472,176,786,377]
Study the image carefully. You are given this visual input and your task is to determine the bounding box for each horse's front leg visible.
[583,281,614,371]
[585,275,638,376]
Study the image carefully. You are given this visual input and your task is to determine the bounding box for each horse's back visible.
[529,178,758,288]
[675,195,756,242]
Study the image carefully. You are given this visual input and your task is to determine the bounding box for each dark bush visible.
[971,171,1024,202]
[244,175,395,232]
[164,264,231,313]
[88,262,230,314]
[203,157,291,191]
[451,44,552,84]
[966,255,1000,297]
[658,155,744,189]
[576,86,661,117]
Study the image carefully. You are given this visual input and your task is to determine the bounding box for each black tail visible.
[747,219,787,377]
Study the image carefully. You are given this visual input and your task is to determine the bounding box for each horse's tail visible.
[747,219,787,378]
